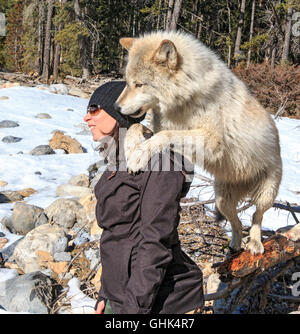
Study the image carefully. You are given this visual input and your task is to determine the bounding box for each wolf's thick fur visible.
[116,31,282,255]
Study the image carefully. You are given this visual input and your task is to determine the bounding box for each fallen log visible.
[218,234,300,278]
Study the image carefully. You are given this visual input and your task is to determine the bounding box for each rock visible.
[45,198,87,231]
[0,233,5,238]
[49,84,69,95]
[36,250,68,275]
[1,136,22,143]
[89,173,103,189]
[49,131,84,154]
[0,271,53,314]
[65,108,74,112]
[0,180,8,187]
[0,238,8,249]
[90,219,103,237]
[0,238,23,263]
[35,213,49,228]
[79,194,98,233]
[0,96,9,100]
[68,174,89,188]
[50,261,68,275]
[0,216,12,232]
[10,202,45,235]
[88,160,106,183]
[13,224,67,273]
[1,82,20,89]
[68,86,89,99]
[29,145,55,156]
[35,113,52,119]
[17,188,36,198]
[0,191,23,203]
[0,188,36,204]
[0,120,19,128]
[53,252,71,262]
[56,184,92,199]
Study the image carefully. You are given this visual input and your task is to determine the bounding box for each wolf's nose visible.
[114,102,121,113]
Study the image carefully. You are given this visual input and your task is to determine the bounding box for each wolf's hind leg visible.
[247,171,281,255]
[215,196,243,254]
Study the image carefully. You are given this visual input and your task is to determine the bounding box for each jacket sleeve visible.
[120,153,187,314]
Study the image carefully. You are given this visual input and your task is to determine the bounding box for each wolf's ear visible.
[120,38,136,51]
[153,40,179,71]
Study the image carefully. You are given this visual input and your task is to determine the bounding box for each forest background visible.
[0,0,299,118]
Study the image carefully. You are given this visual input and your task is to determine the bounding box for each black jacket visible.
[94,151,203,314]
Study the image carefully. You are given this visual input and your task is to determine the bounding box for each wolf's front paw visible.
[126,145,150,174]
[125,123,146,156]
[246,238,264,255]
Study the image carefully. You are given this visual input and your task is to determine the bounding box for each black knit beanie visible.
[87,81,146,128]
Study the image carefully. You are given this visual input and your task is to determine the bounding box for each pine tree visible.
[3,0,24,71]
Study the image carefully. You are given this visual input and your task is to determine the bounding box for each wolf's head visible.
[115,33,183,118]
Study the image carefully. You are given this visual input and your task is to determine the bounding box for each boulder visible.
[0,121,19,128]
[49,131,84,154]
[0,191,23,204]
[0,96,9,100]
[13,224,67,273]
[0,271,53,314]
[49,84,69,95]
[35,113,52,119]
[0,238,23,263]
[0,188,36,204]
[56,184,92,198]
[68,174,89,188]
[10,202,46,235]
[1,82,20,89]
[44,198,87,231]
[68,86,89,99]
[30,145,55,156]
[1,136,22,143]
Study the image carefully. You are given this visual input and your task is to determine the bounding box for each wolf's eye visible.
[135,83,143,88]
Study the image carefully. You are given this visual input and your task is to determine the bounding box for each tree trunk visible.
[42,0,54,81]
[53,0,67,81]
[234,0,246,60]
[74,0,90,80]
[227,0,232,67]
[37,1,46,75]
[281,3,293,63]
[247,0,256,67]
[166,0,174,30]
[169,0,182,30]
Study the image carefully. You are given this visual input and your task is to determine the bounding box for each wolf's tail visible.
[215,206,226,222]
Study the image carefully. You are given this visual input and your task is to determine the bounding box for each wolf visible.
[115,31,282,255]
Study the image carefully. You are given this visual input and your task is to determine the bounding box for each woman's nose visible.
[83,113,90,122]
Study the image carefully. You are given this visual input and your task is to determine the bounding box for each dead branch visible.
[273,200,300,214]
[218,234,300,278]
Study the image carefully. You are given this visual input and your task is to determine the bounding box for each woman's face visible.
[84,108,117,141]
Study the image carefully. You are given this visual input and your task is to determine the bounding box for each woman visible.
[84,81,204,314]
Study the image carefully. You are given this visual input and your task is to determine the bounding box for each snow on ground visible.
[0,85,299,274]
